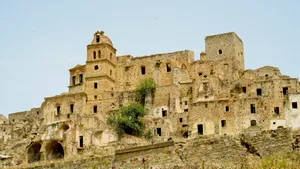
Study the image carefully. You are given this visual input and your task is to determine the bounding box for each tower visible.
[205,32,244,70]
[85,31,117,100]
[204,32,245,80]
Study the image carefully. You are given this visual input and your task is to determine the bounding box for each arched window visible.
[251,120,257,127]
[93,51,96,59]
[94,82,98,89]
[94,65,99,70]
[98,50,101,58]
[96,35,100,43]
[110,53,112,60]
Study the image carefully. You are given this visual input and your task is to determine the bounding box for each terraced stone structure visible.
[1,30,300,167]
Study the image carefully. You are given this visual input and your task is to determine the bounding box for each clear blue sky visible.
[0,0,299,117]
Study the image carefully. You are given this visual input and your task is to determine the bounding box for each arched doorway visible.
[27,142,42,163]
[45,140,64,160]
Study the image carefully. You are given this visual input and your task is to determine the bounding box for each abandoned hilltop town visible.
[1,31,300,168]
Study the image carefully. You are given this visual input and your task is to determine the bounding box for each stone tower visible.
[85,31,117,100]
[204,32,245,80]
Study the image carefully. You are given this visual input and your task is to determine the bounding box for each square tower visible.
[205,32,244,70]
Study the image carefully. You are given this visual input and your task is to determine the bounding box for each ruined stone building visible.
[1,30,300,165]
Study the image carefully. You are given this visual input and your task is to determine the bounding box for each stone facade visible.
[1,30,300,167]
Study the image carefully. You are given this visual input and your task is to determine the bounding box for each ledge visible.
[115,141,174,155]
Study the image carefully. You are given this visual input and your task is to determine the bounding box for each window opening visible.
[93,106,97,113]
[197,124,203,135]
[292,102,298,109]
[79,136,83,148]
[257,88,262,96]
[93,51,96,59]
[251,120,257,126]
[225,106,229,112]
[283,87,288,96]
[70,104,74,113]
[166,63,171,72]
[141,66,146,75]
[250,104,256,113]
[274,107,279,115]
[72,76,76,85]
[242,87,246,93]
[79,74,83,83]
[221,120,226,127]
[162,110,167,117]
[157,128,161,136]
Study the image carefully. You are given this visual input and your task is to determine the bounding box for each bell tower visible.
[85,31,117,99]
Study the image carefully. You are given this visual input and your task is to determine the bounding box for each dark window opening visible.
[70,104,74,113]
[110,53,112,60]
[283,87,288,96]
[94,82,98,89]
[67,114,70,119]
[221,120,226,127]
[141,66,146,75]
[96,36,100,43]
[57,106,61,115]
[94,95,97,99]
[198,72,203,76]
[257,88,262,96]
[251,120,257,127]
[94,65,99,70]
[292,102,298,109]
[72,76,76,85]
[205,103,208,108]
[204,75,207,78]
[37,111,39,115]
[184,109,188,112]
[157,128,161,136]
[79,74,83,83]
[197,124,203,135]
[225,106,229,112]
[218,49,222,54]
[162,110,167,117]
[274,107,279,115]
[110,70,112,76]
[98,50,101,58]
[250,104,256,113]
[166,63,171,72]
[273,122,276,125]
[12,119,15,122]
[179,118,183,122]
[242,87,246,93]
[93,51,96,59]
[185,101,188,105]
[93,106,97,113]
[79,136,83,148]
[265,74,268,77]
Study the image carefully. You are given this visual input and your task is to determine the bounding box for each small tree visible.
[107,102,146,136]
[135,78,156,106]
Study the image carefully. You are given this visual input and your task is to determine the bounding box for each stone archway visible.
[45,140,64,160]
[27,142,42,163]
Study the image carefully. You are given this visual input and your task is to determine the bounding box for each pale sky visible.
[0,0,299,117]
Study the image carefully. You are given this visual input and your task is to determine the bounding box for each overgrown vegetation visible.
[107,102,146,136]
[107,78,156,137]
[135,78,156,106]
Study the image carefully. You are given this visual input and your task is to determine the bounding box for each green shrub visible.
[135,78,156,105]
[144,129,153,140]
[107,102,146,136]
